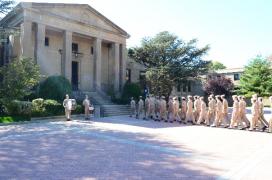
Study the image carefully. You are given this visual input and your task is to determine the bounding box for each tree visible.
[128,31,210,96]
[38,76,72,102]
[0,58,40,103]
[203,75,234,97]
[238,56,272,97]
[0,0,14,14]
[209,61,226,71]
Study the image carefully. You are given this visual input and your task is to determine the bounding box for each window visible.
[45,37,49,46]
[72,43,78,53]
[126,69,131,83]
[91,46,94,55]
[187,81,191,92]
[182,83,187,92]
[177,83,181,92]
[234,73,240,81]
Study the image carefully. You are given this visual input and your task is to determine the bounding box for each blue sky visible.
[16,0,272,67]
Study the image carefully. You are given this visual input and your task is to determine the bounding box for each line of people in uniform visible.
[129,94,272,133]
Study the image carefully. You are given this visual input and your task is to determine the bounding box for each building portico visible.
[0,2,129,94]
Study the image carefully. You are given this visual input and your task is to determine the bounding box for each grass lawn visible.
[0,116,31,124]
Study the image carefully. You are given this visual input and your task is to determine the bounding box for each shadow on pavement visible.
[0,120,222,179]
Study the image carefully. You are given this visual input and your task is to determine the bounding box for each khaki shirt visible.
[173,100,179,113]
[222,99,228,113]
[239,100,246,114]
[187,100,193,113]
[168,100,174,113]
[130,100,136,109]
[138,99,144,109]
[200,101,206,111]
[83,99,90,108]
[216,100,223,112]
[160,100,167,112]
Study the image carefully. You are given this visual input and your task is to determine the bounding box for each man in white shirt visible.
[63,94,72,121]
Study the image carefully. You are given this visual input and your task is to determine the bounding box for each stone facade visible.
[0,2,129,94]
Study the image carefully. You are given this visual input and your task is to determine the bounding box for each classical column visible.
[120,43,127,89]
[94,38,102,91]
[35,23,45,65]
[62,30,72,81]
[113,42,120,92]
[20,21,33,58]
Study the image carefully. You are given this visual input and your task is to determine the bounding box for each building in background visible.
[126,58,244,97]
[0,2,129,95]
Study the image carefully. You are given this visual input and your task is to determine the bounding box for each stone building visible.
[0,2,129,94]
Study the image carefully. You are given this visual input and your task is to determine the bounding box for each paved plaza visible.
[0,115,271,180]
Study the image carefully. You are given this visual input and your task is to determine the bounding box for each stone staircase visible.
[101,104,131,117]
[73,91,131,117]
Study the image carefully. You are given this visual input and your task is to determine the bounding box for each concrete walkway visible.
[0,115,271,180]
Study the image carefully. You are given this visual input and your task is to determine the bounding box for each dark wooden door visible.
[72,61,79,90]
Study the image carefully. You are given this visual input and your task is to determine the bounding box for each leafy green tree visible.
[0,58,40,103]
[209,61,226,71]
[0,0,14,14]
[239,56,272,97]
[128,31,210,97]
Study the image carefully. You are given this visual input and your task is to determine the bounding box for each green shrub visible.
[5,100,32,117]
[0,116,31,123]
[44,99,63,115]
[38,76,72,102]
[74,105,83,114]
[121,82,142,103]
[31,98,64,117]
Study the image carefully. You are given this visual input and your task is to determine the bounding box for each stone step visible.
[101,104,131,117]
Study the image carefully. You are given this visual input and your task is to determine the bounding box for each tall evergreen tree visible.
[239,56,272,97]
[129,31,210,96]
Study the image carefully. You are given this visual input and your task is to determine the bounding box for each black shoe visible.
[170,121,173,123]
[164,120,168,122]
[262,126,267,132]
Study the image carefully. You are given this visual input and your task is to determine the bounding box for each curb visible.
[0,114,85,126]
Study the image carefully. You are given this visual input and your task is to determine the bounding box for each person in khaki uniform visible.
[168,96,174,123]
[221,95,229,127]
[181,97,187,121]
[206,96,215,126]
[209,94,217,125]
[144,95,150,120]
[229,95,240,129]
[212,95,223,127]
[173,96,182,123]
[197,97,207,125]
[130,97,136,118]
[238,96,250,128]
[249,97,260,131]
[160,96,167,121]
[234,96,247,130]
[63,94,72,121]
[194,96,201,122]
[137,96,144,119]
[149,95,156,120]
[258,97,269,131]
[82,95,91,120]
[269,96,272,133]
[185,96,195,124]
[154,96,161,121]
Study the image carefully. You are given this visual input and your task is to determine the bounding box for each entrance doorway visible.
[72,61,79,90]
